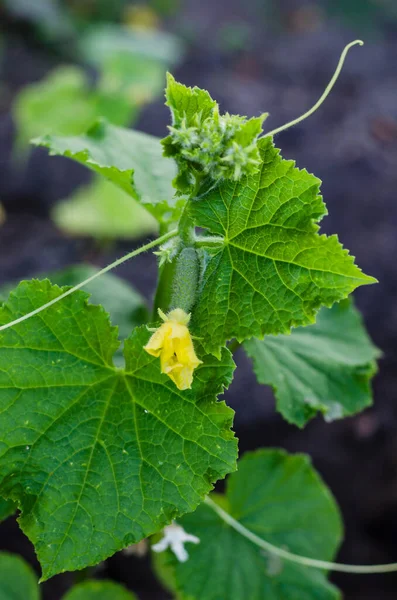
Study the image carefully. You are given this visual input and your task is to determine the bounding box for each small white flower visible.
[152,523,200,562]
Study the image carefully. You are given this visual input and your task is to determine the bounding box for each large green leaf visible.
[0,280,237,580]
[244,299,380,427]
[52,177,158,240]
[63,580,137,600]
[154,449,342,600]
[190,136,376,355]
[34,120,180,225]
[0,552,39,600]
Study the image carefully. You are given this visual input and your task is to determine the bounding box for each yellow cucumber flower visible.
[144,308,202,391]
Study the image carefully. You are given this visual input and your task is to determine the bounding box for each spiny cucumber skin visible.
[170,247,200,313]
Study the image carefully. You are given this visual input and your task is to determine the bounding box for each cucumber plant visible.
[0,40,393,599]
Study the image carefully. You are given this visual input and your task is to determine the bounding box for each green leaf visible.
[12,64,143,160]
[52,177,158,240]
[244,299,380,427]
[13,67,100,155]
[0,280,237,580]
[98,54,169,108]
[0,552,39,600]
[154,449,342,600]
[34,120,180,225]
[0,497,16,522]
[165,73,217,127]
[190,136,376,356]
[63,580,137,600]
[80,25,183,68]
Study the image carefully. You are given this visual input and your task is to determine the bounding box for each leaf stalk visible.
[205,496,397,574]
[0,229,179,332]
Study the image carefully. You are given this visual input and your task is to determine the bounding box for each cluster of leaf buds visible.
[163,74,267,194]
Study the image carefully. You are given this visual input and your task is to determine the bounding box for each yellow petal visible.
[167,364,194,391]
[143,322,169,357]
[144,308,202,390]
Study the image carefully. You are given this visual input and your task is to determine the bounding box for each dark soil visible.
[1,1,397,598]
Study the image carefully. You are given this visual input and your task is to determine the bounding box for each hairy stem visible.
[0,229,178,332]
[204,496,397,574]
[263,40,363,138]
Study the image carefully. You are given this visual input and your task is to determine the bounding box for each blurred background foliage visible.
[4,0,184,241]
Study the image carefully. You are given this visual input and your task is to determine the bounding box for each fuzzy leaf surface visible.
[154,449,342,600]
[0,552,39,600]
[163,75,266,193]
[0,280,236,579]
[33,120,180,224]
[63,580,137,600]
[190,137,376,355]
[244,299,380,426]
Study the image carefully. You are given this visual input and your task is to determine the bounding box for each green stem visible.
[263,40,363,138]
[178,205,195,245]
[0,229,178,333]
[205,496,397,574]
[194,235,224,248]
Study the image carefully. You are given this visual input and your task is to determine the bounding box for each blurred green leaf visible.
[99,53,167,108]
[0,552,39,600]
[63,580,137,600]
[53,177,158,240]
[13,67,99,156]
[80,25,183,67]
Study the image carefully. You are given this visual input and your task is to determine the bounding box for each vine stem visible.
[263,39,363,138]
[0,229,179,332]
[204,496,397,574]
